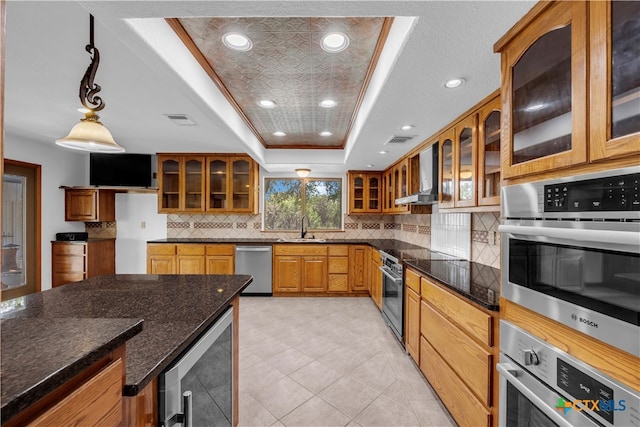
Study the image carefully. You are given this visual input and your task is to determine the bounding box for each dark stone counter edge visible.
[3,320,143,422]
[404,260,500,312]
[122,277,252,396]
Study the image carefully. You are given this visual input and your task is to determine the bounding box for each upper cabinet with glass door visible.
[439,129,455,209]
[495,1,588,179]
[590,1,640,160]
[478,96,501,206]
[347,171,381,214]
[454,115,478,208]
[158,153,258,214]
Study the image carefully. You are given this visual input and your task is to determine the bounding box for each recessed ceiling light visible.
[320,131,333,137]
[379,150,388,154]
[222,32,253,51]
[319,99,337,108]
[444,78,465,89]
[367,164,375,168]
[273,131,286,136]
[400,125,414,131]
[321,32,350,53]
[525,103,545,112]
[258,99,276,108]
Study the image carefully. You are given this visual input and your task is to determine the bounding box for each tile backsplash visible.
[430,206,471,259]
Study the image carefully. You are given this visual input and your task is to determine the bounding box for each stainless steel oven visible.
[499,166,640,357]
[380,250,404,343]
[497,321,639,427]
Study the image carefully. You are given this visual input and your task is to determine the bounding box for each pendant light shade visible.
[56,15,125,153]
[56,111,124,153]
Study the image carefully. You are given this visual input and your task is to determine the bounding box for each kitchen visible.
[1,1,639,426]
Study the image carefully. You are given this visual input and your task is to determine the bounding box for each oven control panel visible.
[543,172,640,212]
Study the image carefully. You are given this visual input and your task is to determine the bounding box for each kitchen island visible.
[1,274,252,426]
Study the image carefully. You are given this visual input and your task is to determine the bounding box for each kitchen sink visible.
[276,238,327,243]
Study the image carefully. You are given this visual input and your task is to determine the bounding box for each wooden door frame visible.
[3,159,42,296]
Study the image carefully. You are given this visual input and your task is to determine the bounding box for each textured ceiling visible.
[173,17,387,149]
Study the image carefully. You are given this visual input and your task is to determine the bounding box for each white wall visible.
[115,193,166,273]
[4,134,87,291]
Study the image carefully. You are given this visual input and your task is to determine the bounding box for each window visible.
[264,178,342,231]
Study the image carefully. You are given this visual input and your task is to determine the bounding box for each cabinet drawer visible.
[328,257,348,274]
[52,244,86,256]
[328,245,349,256]
[274,245,327,256]
[421,277,492,346]
[176,244,205,256]
[147,244,176,255]
[405,268,421,293]
[53,273,85,287]
[205,244,235,256]
[30,358,123,427]
[53,256,85,273]
[420,337,490,427]
[421,301,491,406]
[328,274,348,292]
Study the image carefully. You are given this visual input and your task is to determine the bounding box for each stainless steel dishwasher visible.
[235,246,273,295]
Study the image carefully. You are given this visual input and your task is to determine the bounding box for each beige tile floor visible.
[238,297,456,427]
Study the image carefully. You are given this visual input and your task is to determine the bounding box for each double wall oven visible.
[498,167,640,427]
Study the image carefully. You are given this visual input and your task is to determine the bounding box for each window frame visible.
[262,177,343,232]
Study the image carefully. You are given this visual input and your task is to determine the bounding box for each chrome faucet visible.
[301,215,309,239]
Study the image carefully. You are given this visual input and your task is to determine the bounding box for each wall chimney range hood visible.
[395,144,439,205]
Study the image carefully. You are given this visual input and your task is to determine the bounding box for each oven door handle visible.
[498,224,639,247]
[496,363,574,427]
[379,266,403,283]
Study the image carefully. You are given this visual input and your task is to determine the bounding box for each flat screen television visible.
[90,153,154,187]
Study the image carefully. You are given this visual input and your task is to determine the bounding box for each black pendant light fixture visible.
[56,15,125,153]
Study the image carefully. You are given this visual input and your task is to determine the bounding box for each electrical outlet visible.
[140,221,146,229]
[488,231,496,245]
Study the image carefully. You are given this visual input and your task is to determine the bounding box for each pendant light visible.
[56,15,125,153]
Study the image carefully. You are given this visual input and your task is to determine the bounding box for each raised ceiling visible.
[171,17,389,149]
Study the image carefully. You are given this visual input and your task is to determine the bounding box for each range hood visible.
[395,144,439,205]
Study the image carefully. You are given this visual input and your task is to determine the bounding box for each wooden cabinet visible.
[404,268,421,364]
[381,158,415,214]
[439,115,478,208]
[328,245,349,293]
[6,348,126,427]
[348,245,368,292]
[411,271,497,427]
[347,172,381,214]
[273,245,328,294]
[64,188,115,222]
[589,1,640,161]
[477,97,502,206]
[382,168,394,213]
[52,239,115,287]
[496,1,588,178]
[370,248,382,309]
[146,243,234,274]
[206,244,235,274]
[158,153,258,214]
[158,155,206,212]
[438,129,455,208]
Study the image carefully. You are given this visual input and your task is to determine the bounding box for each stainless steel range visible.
[379,250,404,342]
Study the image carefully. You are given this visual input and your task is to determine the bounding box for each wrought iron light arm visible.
[80,15,104,115]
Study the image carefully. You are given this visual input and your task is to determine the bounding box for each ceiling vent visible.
[384,135,416,145]
[165,114,196,126]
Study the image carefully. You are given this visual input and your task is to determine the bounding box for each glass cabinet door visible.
[231,158,251,211]
[160,157,180,211]
[499,2,587,178]
[455,116,477,207]
[351,175,365,212]
[207,158,228,211]
[590,1,640,160]
[184,157,204,211]
[439,131,454,208]
[368,175,380,212]
[478,96,501,206]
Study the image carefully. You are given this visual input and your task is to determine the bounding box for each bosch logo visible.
[571,314,577,320]
[570,313,598,328]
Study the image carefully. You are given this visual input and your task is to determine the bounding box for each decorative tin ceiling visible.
[169,17,390,149]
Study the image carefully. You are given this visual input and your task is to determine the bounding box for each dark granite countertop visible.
[148,238,423,252]
[1,274,252,421]
[1,317,143,422]
[404,257,500,311]
[147,238,500,308]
